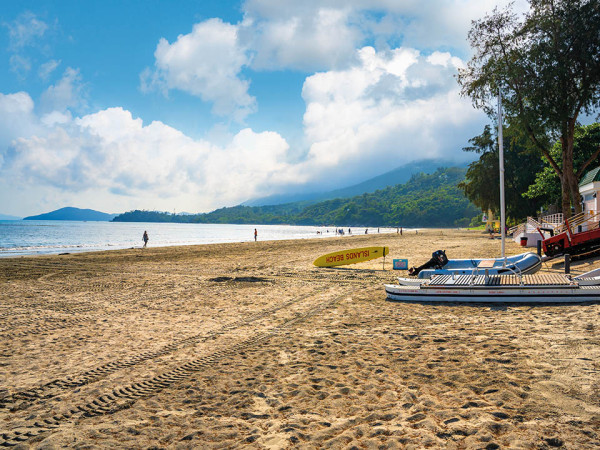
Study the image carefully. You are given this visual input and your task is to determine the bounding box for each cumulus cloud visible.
[292,45,486,188]
[3,1,513,214]
[0,92,41,156]
[0,100,296,212]
[139,0,528,122]
[241,5,362,71]
[1,44,487,213]
[39,67,86,114]
[241,0,529,70]
[141,18,255,121]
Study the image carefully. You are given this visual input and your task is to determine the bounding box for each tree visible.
[525,122,600,206]
[458,0,600,217]
[458,125,544,221]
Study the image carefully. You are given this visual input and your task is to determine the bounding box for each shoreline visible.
[1,229,599,448]
[0,220,408,258]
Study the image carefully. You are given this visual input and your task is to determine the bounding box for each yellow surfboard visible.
[313,246,390,267]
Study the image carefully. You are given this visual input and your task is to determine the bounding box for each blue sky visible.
[0,0,526,216]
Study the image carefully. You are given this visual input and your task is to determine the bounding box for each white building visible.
[579,166,600,214]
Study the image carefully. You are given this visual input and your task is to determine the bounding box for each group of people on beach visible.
[141,229,259,248]
[141,225,409,249]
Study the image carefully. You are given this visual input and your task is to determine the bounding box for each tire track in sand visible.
[0,292,344,447]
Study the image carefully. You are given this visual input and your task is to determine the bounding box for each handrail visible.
[553,211,600,234]
[511,211,597,239]
[539,213,563,224]
[527,217,541,231]
[508,224,523,236]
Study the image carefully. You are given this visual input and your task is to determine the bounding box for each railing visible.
[510,213,563,239]
[508,223,523,237]
[509,211,600,241]
[554,210,600,234]
[539,213,563,225]
[527,216,542,231]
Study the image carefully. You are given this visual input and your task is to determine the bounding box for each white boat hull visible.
[385,273,600,303]
[385,284,600,303]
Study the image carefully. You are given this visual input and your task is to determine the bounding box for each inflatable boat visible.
[414,252,542,279]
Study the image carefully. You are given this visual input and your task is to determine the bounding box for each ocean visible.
[0,220,401,257]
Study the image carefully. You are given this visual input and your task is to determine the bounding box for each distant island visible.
[24,207,117,221]
[0,213,22,220]
[114,167,479,227]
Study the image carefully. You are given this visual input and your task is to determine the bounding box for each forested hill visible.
[113,167,479,227]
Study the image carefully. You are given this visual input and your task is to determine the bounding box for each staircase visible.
[510,213,564,246]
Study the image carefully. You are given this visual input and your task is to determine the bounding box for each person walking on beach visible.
[142,230,149,248]
[254,229,257,241]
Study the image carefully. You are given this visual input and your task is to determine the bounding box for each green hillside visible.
[113,167,479,227]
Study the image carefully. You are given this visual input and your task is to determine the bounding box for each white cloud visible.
[0,92,40,154]
[6,11,48,49]
[139,0,528,123]
[39,67,86,114]
[0,100,296,212]
[241,0,529,70]
[293,45,486,188]
[9,54,31,79]
[141,18,255,121]
[1,43,488,214]
[241,6,362,71]
[39,59,61,80]
[3,1,521,215]
[4,12,50,78]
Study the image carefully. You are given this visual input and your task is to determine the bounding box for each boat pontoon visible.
[385,272,600,303]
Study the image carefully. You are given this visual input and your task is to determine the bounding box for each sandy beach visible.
[1,229,599,449]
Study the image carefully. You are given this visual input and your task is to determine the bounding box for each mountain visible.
[243,159,465,206]
[0,213,22,220]
[24,207,117,221]
[114,167,479,227]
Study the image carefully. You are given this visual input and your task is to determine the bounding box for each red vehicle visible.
[539,218,600,257]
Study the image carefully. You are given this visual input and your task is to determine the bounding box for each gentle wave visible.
[0,220,406,257]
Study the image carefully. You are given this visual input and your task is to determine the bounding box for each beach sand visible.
[1,229,599,449]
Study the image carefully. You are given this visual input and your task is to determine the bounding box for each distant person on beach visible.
[143,230,149,248]
[365,229,368,234]
[254,229,257,241]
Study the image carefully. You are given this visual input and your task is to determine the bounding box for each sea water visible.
[0,221,401,257]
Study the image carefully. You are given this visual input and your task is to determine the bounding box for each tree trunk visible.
[566,120,582,216]
[558,120,582,218]
[560,171,571,218]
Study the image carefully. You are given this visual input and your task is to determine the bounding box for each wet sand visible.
[1,229,599,448]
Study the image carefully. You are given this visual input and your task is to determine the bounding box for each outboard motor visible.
[409,250,448,276]
[432,250,448,268]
